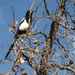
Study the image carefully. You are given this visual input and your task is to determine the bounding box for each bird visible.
[16,10,33,35]
[5,10,33,60]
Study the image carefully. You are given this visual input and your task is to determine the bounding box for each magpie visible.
[5,10,33,59]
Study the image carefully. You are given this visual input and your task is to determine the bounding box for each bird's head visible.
[25,10,33,23]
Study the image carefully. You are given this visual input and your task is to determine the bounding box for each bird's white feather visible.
[19,20,29,30]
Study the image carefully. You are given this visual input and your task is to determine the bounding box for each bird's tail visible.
[4,43,14,60]
[4,36,18,60]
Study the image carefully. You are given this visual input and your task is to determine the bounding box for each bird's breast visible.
[19,20,29,30]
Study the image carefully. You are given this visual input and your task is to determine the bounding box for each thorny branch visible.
[32,64,75,74]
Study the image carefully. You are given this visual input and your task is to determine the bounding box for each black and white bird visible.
[5,10,33,59]
[16,10,33,35]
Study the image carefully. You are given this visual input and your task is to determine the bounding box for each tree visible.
[0,0,75,75]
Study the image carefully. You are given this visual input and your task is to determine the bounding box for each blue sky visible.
[0,0,75,75]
